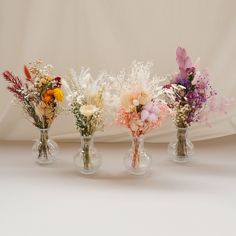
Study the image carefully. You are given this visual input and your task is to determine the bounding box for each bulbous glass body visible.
[74,135,102,175]
[124,136,151,175]
[168,127,194,163]
[32,129,58,165]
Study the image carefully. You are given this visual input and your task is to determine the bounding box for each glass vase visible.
[74,135,102,175]
[168,127,194,163]
[32,128,58,165]
[124,135,151,175]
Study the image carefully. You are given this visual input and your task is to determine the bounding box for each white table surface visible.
[0,135,236,236]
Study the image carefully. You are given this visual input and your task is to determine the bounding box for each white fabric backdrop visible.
[0,0,236,142]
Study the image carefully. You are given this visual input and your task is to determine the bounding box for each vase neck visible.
[39,128,49,132]
[81,135,94,147]
[176,127,188,138]
[39,129,49,142]
[131,136,144,148]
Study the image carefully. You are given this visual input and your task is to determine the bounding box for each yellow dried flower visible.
[53,88,64,102]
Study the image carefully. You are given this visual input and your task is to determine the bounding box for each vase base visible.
[78,169,98,175]
[35,158,55,165]
[126,167,149,176]
[171,155,191,163]
[36,161,54,166]
[76,165,99,175]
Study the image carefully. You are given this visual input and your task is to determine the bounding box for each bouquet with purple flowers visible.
[163,47,217,162]
[165,47,217,128]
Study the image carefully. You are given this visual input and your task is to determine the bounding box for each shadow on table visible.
[47,155,236,193]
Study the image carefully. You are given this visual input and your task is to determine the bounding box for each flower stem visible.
[82,142,90,169]
[132,138,140,168]
[38,130,49,160]
[176,128,187,157]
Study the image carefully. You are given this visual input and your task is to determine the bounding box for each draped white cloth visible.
[0,0,236,142]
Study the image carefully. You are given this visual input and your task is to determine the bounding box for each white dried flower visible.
[133,99,139,106]
[80,104,98,117]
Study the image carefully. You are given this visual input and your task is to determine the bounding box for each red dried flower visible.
[3,71,24,101]
[54,76,62,87]
[24,65,31,81]
[163,84,172,89]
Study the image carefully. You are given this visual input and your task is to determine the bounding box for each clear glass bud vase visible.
[124,136,151,175]
[32,128,58,165]
[168,127,194,163]
[74,135,102,175]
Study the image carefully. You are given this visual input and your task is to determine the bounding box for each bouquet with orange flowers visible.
[3,60,64,164]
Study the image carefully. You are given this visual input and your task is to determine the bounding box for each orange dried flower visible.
[42,89,54,104]
[24,65,31,81]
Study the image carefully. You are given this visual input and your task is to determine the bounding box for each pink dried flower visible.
[141,101,159,122]
[176,47,193,70]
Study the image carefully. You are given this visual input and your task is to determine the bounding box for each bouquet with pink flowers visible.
[116,62,169,174]
[117,92,168,138]
[163,47,218,162]
[163,47,217,128]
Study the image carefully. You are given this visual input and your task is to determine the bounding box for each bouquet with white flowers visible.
[63,68,119,174]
